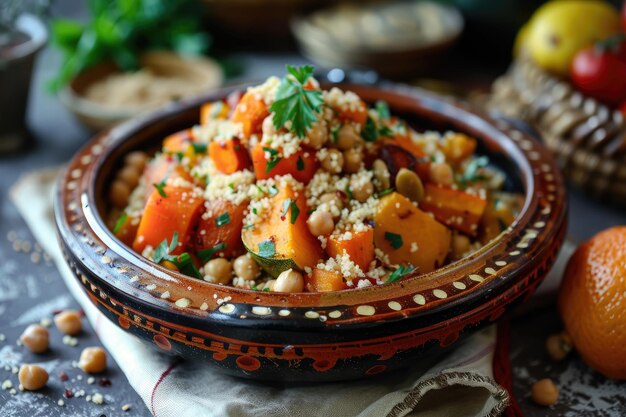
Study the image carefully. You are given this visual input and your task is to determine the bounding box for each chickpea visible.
[451,233,471,259]
[373,159,391,191]
[260,279,276,291]
[307,209,335,237]
[546,332,572,361]
[79,346,107,374]
[117,166,141,188]
[343,148,363,174]
[262,115,276,135]
[54,310,82,336]
[274,269,304,293]
[124,151,148,171]
[531,378,559,406]
[350,176,374,203]
[336,124,359,150]
[203,258,232,284]
[318,192,338,206]
[20,324,49,354]
[109,180,131,209]
[18,364,48,391]
[233,253,260,281]
[306,122,328,149]
[429,163,454,186]
[320,149,344,174]
[395,168,424,203]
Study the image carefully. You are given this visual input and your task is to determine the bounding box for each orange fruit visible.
[558,226,626,380]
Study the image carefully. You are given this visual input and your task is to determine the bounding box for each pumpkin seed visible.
[395,168,424,202]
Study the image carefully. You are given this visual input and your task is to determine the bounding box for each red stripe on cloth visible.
[151,360,181,417]
[493,320,524,417]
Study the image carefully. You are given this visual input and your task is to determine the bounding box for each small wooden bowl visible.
[59,51,223,131]
[55,81,566,382]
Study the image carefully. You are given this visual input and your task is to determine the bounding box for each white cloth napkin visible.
[11,167,574,417]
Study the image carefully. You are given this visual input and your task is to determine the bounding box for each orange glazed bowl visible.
[55,78,567,382]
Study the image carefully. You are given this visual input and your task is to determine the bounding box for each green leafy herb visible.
[375,100,391,120]
[153,232,180,264]
[377,188,394,198]
[256,185,265,194]
[252,207,258,215]
[243,224,255,230]
[192,143,207,153]
[379,125,394,137]
[113,212,128,234]
[330,125,340,144]
[228,183,236,191]
[281,199,300,225]
[345,184,353,200]
[258,240,276,258]
[385,231,403,249]
[263,147,282,173]
[362,117,379,142]
[49,0,211,90]
[268,185,279,196]
[386,264,415,283]
[460,156,489,186]
[296,156,305,171]
[262,287,270,292]
[174,252,203,279]
[153,180,167,197]
[270,65,323,137]
[215,212,230,227]
[175,151,184,162]
[197,242,227,263]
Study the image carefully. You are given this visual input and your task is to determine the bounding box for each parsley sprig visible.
[270,65,323,138]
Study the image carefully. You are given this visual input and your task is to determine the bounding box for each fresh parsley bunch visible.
[270,65,323,138]
[49,0,211,90]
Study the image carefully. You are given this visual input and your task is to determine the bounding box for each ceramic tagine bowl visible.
[54,80,567,382]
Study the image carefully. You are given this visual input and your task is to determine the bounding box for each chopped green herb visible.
[263,147,282,173]
[192,143,207,153]
[175,252,203,279]
[256,185,265,194]
[281,198,292,217]
[345,184,354,200]
[258,240,276,258]
[330,124,340,144]
[270,65,323,137]
[175,151,184,161]
[216,212,230,227]
[243,224,255,230]
[362,117,379,142]
[113,212,128,234]
[197,242,227,263]
[379,125,394,137]
[461,156,490,184]
[377,188,394,198]
[252,207,258,214]
[153,180,168,197]
[386,264,415,283]
[385,231,403,249]
[228,182,235,191]
[262,287,270,292]
[375,100,391,120]
[290,201,300,224]
[296,155,305,171]
[153,232,179,264]
[268,185,279,196]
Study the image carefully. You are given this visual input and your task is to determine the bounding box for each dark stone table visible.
[1,23,625,417]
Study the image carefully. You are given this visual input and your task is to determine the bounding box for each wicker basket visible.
[488,57,626,207]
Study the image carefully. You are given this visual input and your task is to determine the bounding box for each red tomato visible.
[571,42,626,106]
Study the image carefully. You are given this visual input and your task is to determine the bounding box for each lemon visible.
[525,0,621,75]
